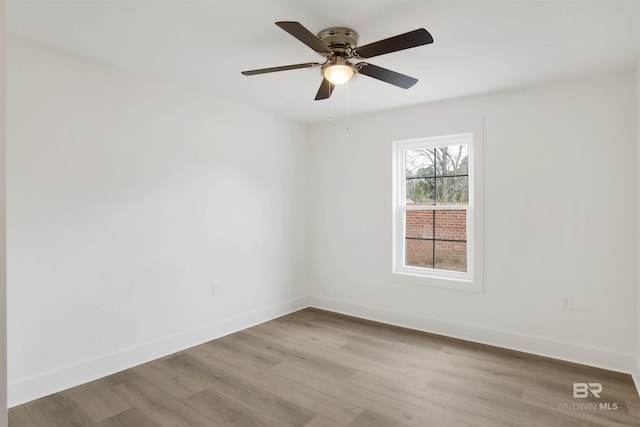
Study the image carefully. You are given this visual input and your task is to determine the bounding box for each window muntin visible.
[394,134,473,281]
[405,145,469,205]
[404,210,467,272]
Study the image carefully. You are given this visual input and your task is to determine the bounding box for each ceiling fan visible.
[241,22,433,100]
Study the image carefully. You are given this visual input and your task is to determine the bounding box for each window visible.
[393,133,478,285]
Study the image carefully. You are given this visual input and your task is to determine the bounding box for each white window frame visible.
[391,132,483,292]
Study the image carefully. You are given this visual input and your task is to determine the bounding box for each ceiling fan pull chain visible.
[346,81,350,131]
[328,87,333,125]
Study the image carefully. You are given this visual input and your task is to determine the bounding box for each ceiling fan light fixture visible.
[323,59,354,85]
[241,22,434,100]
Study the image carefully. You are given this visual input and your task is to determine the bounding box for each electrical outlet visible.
[212,281,221,295]
[561,296,573,310]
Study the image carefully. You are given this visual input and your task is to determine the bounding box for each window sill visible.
[387,270,483,293]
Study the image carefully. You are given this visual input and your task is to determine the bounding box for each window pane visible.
[406,177,434,204]
[436,145,468,176]
[406,238,434,268]
[406,210,434,240]
[405,210,434,268]
[436,176,468,204]
[405,149,434,178]
[435,240,467,272]
[434,210,466,241]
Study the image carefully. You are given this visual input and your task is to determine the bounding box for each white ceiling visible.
[7,0,640,124]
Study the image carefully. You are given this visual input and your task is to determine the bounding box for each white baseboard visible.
[308,296,634,374]
[8,296,310,408]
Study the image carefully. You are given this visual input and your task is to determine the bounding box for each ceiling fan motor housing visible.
[317,27,359,57]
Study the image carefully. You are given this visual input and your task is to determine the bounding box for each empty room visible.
[3,0,640,426]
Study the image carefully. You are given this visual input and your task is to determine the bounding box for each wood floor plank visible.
[270,360,439,427]
[131,359,207,400]
[346,370,434,407]
[306,309,444,350]
[347,370,528,427]
[242,327,432,389]
[8,308,640,427]
[21,393,95,427]
[65,378,132,423]
[112,376,213,427]
[305,310,444,352]
[626,398,640,418]
[188,344,363,425]
[95,407,160,427]
[191,334,283,371]
[240,328,358,379]
[427,370,525,400]
[339,340,440,373]
[357,382,530,427]
[347,409,412,427]
[162,352,316,426]
[263,316,354,349]
[304,415,347,427]
[99,368,141,388]
[7,405,38,427]
[184,387,283,427]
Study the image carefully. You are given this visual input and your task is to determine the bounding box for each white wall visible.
[309,70,637,372]
[6,38,309,406]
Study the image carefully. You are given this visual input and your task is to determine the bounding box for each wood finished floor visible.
[9,308,640,427]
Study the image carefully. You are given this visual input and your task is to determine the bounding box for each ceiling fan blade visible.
[314,78,335,100]
[355,28,433,59]
[355,62,418,89]
[276,21,332,54]
[241,62,321,76]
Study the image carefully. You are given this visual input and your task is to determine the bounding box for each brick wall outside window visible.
[405,210,466,271]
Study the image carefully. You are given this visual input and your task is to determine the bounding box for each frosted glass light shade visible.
[324,64,354,85]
